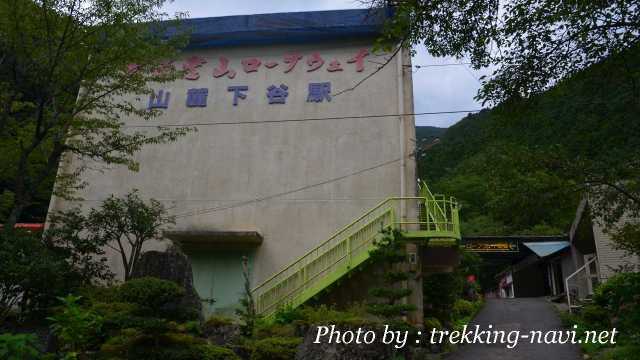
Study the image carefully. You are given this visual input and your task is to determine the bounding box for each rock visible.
[295,325,407,360]
[131,249,203,321]
[203,322,241,346]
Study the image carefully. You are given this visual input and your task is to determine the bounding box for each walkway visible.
[445,297,582,360]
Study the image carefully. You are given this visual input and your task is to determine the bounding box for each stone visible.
[131,249,203,321]
[203,322,241,346]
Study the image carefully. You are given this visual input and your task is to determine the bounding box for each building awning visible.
[523,241,570,258]
[164,230,263,250]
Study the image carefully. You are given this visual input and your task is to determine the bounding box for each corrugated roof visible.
[166,8,391,49]
[523,241,570,258]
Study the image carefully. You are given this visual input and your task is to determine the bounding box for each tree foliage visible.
[366,228,416,321]
[49,190,175,281]
[417,43,640,240]
[0,227,112,321]
[0,0,192,227]
[376,0,640,104]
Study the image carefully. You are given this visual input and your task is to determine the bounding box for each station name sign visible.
[135,48,372,109]
[463,240,519,253]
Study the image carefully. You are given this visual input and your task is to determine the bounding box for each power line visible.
[409,62,473,69]
[123,109,483,128]
[173,157,404,219]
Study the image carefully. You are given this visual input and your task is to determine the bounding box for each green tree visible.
[0,227,111,321]
[417,42,640,247]
[375,0,640,104]
[366,228,415,322]
[0,0,192,229]
[51,190,175,281]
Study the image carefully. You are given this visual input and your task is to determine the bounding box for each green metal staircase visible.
[251,182,460,317]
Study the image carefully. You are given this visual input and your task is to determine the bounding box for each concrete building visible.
[47,9,423,316]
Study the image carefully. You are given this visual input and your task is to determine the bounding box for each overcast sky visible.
[163,0,490,128]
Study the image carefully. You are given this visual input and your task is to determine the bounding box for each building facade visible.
[47,9,418,315]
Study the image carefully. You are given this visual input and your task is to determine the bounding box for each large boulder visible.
[131,249,203,320]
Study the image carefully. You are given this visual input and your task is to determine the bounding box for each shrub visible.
[180,320,203,336]
[195,344,241,360]
[138,344,240,360]
[593,272,640,312]
[601,344,640,360]
[452,299,476,319]
[47,295,103,354]
[116,277,184,315]
[99,328,145,356]
[90,301,140,334]
[292,304,377,327]
[77,286,120,304]
[0,333,41,360]
[249,337,302,360]
[423,272,464,324]
[580,304,611,330]
[254,323,297,339]
[0,229,110,320]
[424,317,443,332]
[205,315,234,328]
[101,329,240,360]
[274,306,305,324]
[592,272,640,343]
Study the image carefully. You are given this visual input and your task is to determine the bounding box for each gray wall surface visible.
[48,39,416,290]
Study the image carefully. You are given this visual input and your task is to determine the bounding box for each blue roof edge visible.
[165,8,392,49]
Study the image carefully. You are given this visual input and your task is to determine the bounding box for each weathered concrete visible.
[445,298,582,360]
[47,13,416,316]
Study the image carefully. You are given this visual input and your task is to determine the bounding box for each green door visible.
[186,249,253,317]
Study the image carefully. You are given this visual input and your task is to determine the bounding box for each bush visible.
[592,272,640,343]
[249,337,302,360]
[254,323,296,339]
[47,295,103,354]
[90,301,140,334]
[116,277,184,315]
[593,272,640,312]
[423,317,443,332]
[580,304,611,330]
[270,304,377,328]
[0,333,41,360]
[205,315,234,328]
[452,299,476,319]
[423,272,464,324]
[101,329,240,360]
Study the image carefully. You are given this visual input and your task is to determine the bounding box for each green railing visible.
[251,185,460,317]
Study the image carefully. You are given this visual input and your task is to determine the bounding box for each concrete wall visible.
[48,38,416,310]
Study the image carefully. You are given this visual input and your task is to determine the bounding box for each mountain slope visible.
[417,44,640,235]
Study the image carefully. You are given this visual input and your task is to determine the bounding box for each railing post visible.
[347,235,352,264]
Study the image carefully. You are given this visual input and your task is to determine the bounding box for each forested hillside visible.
[417,45,640,236]
[415,126,446,141]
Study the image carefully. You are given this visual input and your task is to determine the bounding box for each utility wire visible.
[409,62,473,69]
[174,156,406,219]
[123,109,483,129]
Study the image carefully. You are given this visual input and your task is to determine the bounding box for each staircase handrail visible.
[566,256,598,313]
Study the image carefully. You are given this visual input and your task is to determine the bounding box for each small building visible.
[488,199,639,304]
[494,239,571,298]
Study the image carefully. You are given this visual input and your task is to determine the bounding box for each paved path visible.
[444,297,582,360]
